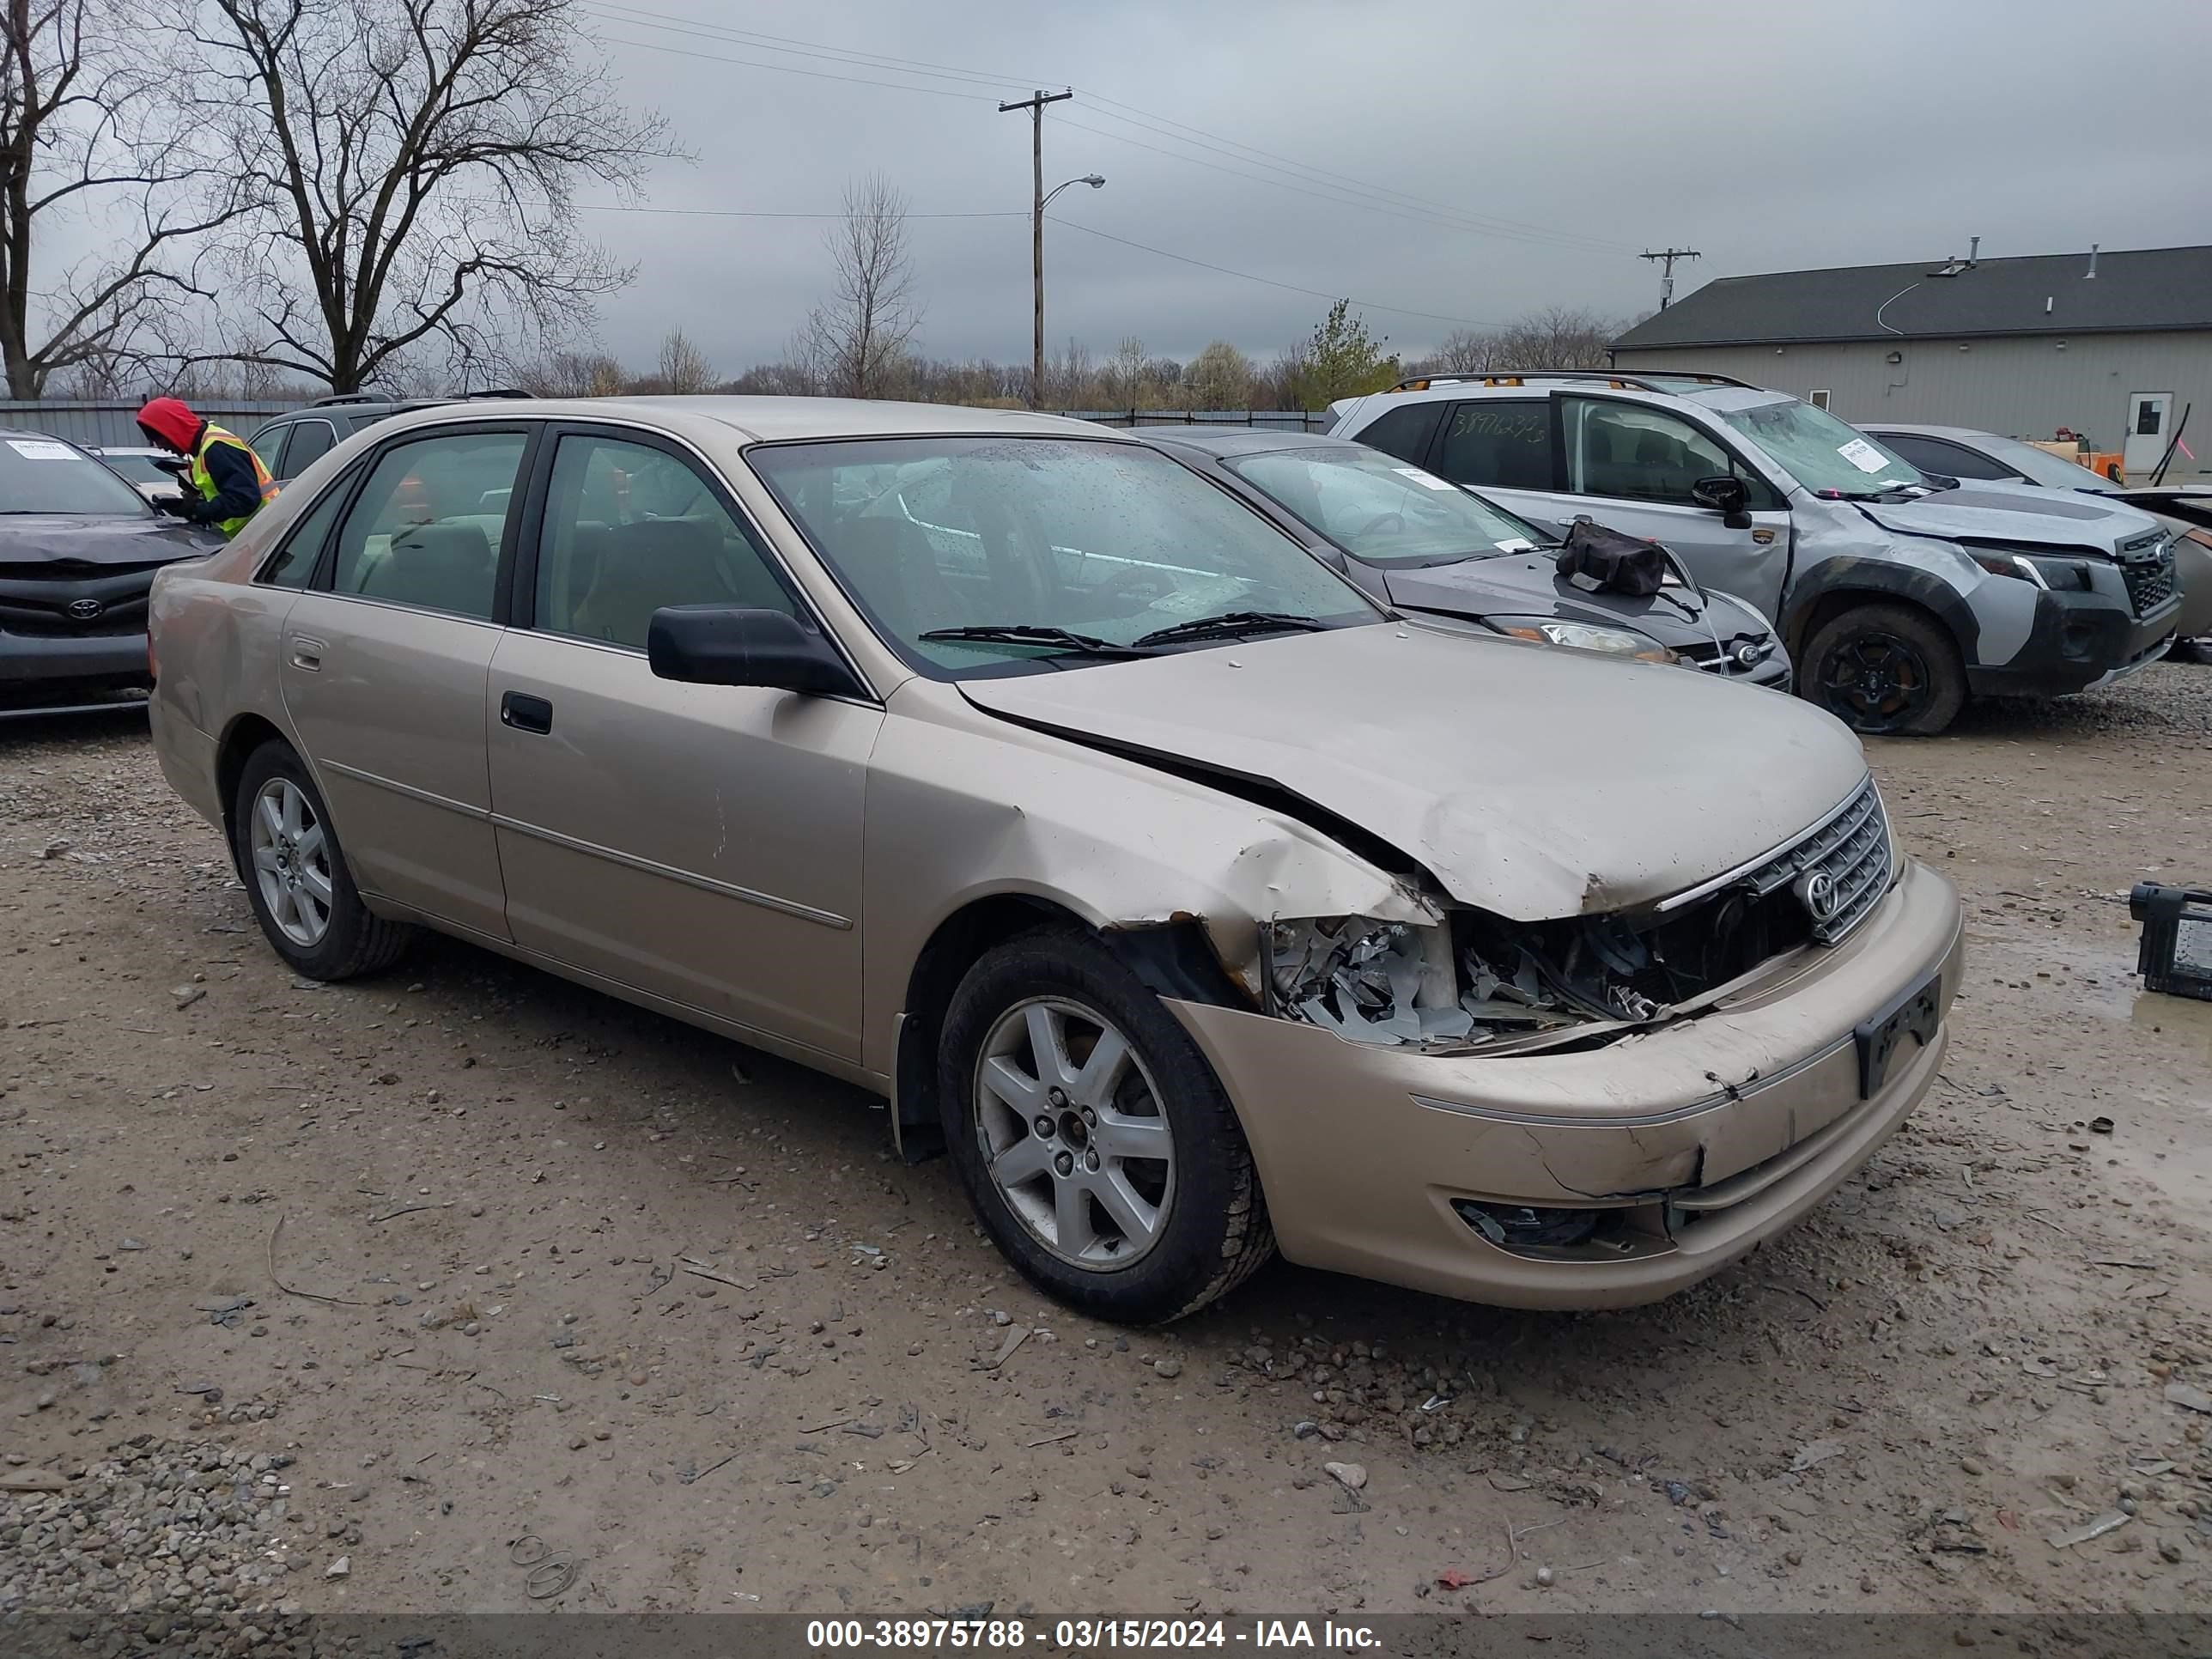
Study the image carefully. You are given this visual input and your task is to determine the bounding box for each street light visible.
[1030,173,1104,408]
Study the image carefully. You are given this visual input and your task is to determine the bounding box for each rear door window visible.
[1431,399,1552,489]
[276,419,337,479]
[325,430,530,620]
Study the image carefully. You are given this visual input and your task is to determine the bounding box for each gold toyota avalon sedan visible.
[147,398,1963,1322]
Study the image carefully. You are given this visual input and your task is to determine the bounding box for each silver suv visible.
[1330,371,2181,734]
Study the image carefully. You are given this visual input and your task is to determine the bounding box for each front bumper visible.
[0,629,152,706]
[1168,859,1963,1310]
[1967,585,2178,697]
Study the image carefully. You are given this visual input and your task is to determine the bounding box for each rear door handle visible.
[286,635,324,672]
[500,690,553,735]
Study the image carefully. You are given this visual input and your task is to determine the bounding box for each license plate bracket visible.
[1855,969,1942,1098]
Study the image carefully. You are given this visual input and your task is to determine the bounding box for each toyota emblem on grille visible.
[1794,869,1840,924]
[66,598,104,622]
[1734,642,1761,669]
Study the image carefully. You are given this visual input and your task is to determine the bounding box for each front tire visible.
[233,740,412,980]
[937,929,1274,1324]
[1802,602,1966,736]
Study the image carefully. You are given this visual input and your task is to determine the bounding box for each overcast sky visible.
[428,1,2212,374]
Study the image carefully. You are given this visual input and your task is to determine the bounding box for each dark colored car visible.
[248,390,534,483]
[0,429,222,716]
[1143,428,1790,688]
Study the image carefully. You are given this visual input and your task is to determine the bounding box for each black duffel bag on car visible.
[1555,515,1669,598]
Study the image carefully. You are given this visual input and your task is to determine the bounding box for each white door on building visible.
[2123,392,2173,478]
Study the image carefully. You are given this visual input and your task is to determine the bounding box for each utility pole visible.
[1640,247,1701,310]
[1000,88,1072,408]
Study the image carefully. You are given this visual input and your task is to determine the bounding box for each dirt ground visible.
[3,666,2210,1621]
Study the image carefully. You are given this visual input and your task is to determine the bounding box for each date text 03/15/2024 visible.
[804,1620,1382,1650]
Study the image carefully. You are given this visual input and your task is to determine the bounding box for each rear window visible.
[0,436,152,515]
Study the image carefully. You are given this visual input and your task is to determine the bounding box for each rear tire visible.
[233,740,412,980]
[1802,602,1966,736]
[936,928,1274,1324]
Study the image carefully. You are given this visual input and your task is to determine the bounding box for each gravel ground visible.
[2,666,2209,1621]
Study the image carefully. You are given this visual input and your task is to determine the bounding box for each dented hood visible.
[955,621,1868,921]
[1857,485,2163,555]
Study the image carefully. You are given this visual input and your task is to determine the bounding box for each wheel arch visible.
[1784,557,1978,666]
[889,895,1249,1163]
[214,712,294,876]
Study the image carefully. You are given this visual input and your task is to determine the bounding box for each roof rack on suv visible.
[1388,369,1757,394]
[305,392,389,407]
[459,387,532,400]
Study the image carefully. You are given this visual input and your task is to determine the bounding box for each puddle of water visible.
[2132,985,2212,1062]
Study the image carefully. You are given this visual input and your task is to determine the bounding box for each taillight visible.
[147,626,158,683]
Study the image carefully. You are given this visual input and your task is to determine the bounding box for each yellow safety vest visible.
[189,424,279,538]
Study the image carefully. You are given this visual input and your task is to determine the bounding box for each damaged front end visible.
[1266,912,1667,1055]
[1266,776,1899,1055]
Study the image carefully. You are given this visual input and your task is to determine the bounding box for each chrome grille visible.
[1737,778,1893,945]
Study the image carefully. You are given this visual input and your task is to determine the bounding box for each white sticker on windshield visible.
[1838,438,1889,474]
[1493,538,1534,552]
[6,438,81,460]
[1394,466,1458,492]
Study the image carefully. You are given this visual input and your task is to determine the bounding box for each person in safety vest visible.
[133,397,279,538]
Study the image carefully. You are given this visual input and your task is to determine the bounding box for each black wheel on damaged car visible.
[232,740,412,980]
[936,928,1274,1323]
[1802,602,1966,737]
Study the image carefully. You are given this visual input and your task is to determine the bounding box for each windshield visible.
[1979,434,2121,492]
[1715,398,1924,496]
[0,435,154,515]
[1222,444,1546,566]
[750,436,1382,677]
[94,451,175,486]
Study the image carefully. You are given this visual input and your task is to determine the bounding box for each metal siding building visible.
[1612,246,2212,482]
[0,401,303,450]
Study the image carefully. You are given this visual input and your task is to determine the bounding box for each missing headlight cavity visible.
[1269,890,1820,1053]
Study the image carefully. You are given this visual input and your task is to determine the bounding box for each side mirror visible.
[647,605,863,698]
[1690,474,1753,530]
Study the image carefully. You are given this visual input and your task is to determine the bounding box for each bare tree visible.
[171,0,678,392]
[1179,340,1252,410]
[801,173,921,400]
[1487,305,1619,370]
[654,325,712,394]
[1428,327,1493,374]
[517,345,626,398]
[0,0,239,396]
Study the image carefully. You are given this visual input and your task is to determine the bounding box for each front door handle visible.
[500,690,553,735]
[287,634,325,672]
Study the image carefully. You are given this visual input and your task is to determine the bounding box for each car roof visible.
[0,427,82,442]
[1142,427,1348,459]
[369,395,1115,445]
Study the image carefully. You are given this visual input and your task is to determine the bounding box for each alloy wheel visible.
[248,777,333,948]
[1819,633,1931,733]
[972,997,1176,1269]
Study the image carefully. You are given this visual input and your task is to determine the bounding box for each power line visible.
[1055,113,1630,257]
[582,2,1635,258]
[590,30,1005,102]
[1045,216,1507,330]
[1067,96,1638,255]
[564,202,1025,221]
[584,0,1053,91]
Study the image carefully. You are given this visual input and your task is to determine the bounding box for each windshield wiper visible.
[917,623,1155,659]
[1132,611,1328,647]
